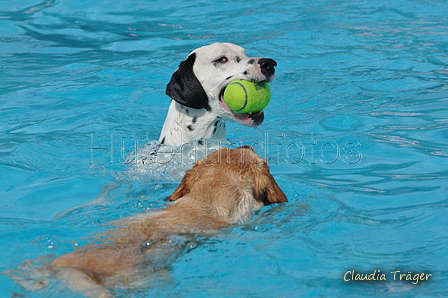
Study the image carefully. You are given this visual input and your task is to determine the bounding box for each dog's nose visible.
[258,58,277,78]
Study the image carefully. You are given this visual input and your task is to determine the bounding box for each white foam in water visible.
[123,139,229,181]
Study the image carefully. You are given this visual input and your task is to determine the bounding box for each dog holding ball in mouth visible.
[159,43,277,146]
[223,79,271,114]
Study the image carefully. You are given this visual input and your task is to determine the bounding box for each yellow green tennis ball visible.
[223,80,271,113]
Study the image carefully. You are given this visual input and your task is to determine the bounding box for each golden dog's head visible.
[166,146,287,208]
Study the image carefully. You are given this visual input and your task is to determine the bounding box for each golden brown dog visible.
[22,146,287,297]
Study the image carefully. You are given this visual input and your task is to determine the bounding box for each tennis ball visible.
[223,80,271,113]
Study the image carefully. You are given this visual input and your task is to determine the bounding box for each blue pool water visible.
[1,0,448,297]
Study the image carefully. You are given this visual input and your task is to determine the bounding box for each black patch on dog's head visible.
[166,53,209,109]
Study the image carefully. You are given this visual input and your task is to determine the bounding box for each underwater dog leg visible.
[55,183,121,218]
[56,267,112,298]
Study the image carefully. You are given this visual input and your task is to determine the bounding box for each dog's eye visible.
[214,56,228,64]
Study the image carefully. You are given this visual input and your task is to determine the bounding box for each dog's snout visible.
[258,58,277,78]
[259,58,277,68]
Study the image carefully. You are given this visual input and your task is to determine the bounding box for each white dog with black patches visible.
[159,43,277,146]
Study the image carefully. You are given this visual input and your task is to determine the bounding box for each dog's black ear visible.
[166,53,209,109]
